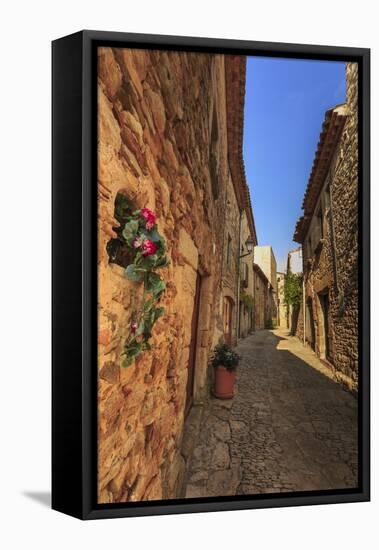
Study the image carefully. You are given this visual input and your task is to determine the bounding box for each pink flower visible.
[133,235,143,248]
[142,239,158,256]
[141,208,156,230]
[130,321,138,334]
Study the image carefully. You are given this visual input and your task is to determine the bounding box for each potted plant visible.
[210,343,240,399]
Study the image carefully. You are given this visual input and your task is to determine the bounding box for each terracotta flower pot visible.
[214,365,236,399]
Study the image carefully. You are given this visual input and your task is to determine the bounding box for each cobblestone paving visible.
[185,329,358,497]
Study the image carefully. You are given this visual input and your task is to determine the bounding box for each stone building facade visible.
[254,245,278,326]
[293,62,358,392]
[97,47,256,503]
[253,263,270,330]
[238,210,257,338]
[286,247,304,338]
[276,272,287,327]
[287,246,303,275]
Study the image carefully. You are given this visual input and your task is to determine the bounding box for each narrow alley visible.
[186,329,358,497]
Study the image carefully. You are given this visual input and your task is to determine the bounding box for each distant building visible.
[285,247,304,337]
[287,247,303,274]
[254,245,277,325]
[293,63,358,392]
[276,272,287,327]
[253,263,270,330]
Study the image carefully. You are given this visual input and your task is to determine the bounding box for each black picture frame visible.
[52,30,370,520]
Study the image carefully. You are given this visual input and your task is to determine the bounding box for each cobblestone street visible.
[186,328,358,497]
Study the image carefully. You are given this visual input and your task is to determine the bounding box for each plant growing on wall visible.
[112,194,170,368]
[240,289,254,312]
[284,272,302,307]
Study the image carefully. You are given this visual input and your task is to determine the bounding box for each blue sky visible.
[243,56,346,272]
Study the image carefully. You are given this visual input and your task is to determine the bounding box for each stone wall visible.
[277,273,287,328]
[293,302,304,341]
[326,62,358,389]
[221,172,242,345]
[239,211,255,338]
[97,47,248,503]
[297,63,358,392]
[254,245,278,323]
[254,246,278,293]
[253,265,268,330]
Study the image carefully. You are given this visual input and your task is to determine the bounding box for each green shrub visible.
[265,317,277,329]
[240,290,254,312]
[265,318,274,329]
[284,272,302,307]
[209,343,240,371]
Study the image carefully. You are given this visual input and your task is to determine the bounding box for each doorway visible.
[223,296,234,345]
[306,298,316,350]
[318,290,332,362]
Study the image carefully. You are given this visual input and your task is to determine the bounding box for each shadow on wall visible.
[290,306,300,336]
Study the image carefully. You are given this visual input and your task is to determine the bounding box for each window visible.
[317,207,324,239]
[241,262,249,287]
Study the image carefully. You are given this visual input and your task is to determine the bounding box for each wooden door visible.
[185,273,202,416]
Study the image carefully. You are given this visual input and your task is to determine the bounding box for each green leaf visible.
[125,336,137,348]
[142,298,154,312]
[121,356,134,368]
[126,342,143,358]
[152,279,166,298]
[136,320,145,336]
[155,255,170,268]
[134,251,143,265]
[125,264,144,282]
[122,219,139,244]
[146,228,161,243]
[142,341,152,351]
[138,254,158,269]
[145,271,161,291]
[141,228,165,247]
[145,272,166,298]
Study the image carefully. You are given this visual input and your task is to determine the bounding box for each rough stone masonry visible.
[97,48,254,503]
[294,63,358,392]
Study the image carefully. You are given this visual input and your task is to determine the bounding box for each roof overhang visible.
[293,104,347,243]
[225,55,258,245]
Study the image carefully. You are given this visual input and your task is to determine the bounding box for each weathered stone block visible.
[178,228,199,271]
